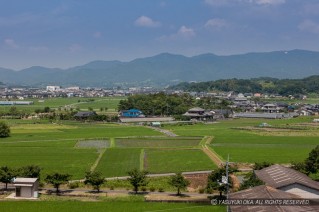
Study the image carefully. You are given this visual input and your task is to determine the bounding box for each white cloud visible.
[177,26,196,39]
[298,20,319,34]
[134,16,161,28]
[68,44,82,53]
[4,38,19,49]
[253,0,285,5]
[158,26,196,41]
[205,18,228,30]
[204,0,285,6]
[204,0,230,6]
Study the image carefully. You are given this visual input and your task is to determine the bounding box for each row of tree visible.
[0,165,41,190]
[118,92,231,117]
[0,166,191,196]
[170,75,319,96]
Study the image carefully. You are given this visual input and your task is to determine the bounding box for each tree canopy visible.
[169,75,319,96]
[0,166,16,190]
[169,172,190,195]
[45,172,71,194]
[84,171,105,192]
[127,169,148,194]
[0,122,10,138]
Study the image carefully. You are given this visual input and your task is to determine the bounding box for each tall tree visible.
[239,172,264,191]
[0,121,10,138]
[18,165,41,180]
[84,171,105,192]
[206,168,226,197]
[45,173,71,194]
[0,166,16,190]
[169,172,190,196]
[127,169,148,194]
[305,145,319,174]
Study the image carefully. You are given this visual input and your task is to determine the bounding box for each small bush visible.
[198,188,205,194]
[149,187,156,192]
[68,181,80,189]
[109,186,114,190]
[141,187,147,192]
[206,188,213,194]
[158,188,164,192]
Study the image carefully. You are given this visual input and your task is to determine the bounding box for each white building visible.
[46,86,61,92]
[13,178,39,198]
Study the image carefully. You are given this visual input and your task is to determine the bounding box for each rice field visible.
[144,149,217,173]
[163,117,318,163]
[115,137,202,148]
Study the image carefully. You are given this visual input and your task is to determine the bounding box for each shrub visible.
[158,187,164,192]
[68,181,80,189]
[149,187,156,192]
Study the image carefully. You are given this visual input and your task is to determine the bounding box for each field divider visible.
[140,149,145,171]
[90,148,107,172]
[200,136,224,167]
[110,138,115,148]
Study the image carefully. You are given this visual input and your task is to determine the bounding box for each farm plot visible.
[1,122,162,142]
[0,141,97,179]
[211,145,313,163]
[75,140,110,149]
[144,149,216,173]
[95,148,141,177]
[0,201,224,212]
[163,117,319,164]
[115,137,202,148]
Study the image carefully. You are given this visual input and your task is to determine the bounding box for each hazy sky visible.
[1,0,319,70]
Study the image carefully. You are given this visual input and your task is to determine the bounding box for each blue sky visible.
[1,0,319,70]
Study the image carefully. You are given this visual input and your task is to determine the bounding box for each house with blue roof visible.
[119,109,145,118]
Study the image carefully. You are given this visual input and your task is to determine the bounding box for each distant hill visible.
[169,75,319,95]
[1,49,319,87]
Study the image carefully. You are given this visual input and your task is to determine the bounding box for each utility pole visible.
[226,154,230,212]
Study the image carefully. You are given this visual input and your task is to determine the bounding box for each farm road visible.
[201,137,224,168]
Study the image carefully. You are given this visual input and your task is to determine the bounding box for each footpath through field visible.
[147,126,177,137]
[200,136,224,168]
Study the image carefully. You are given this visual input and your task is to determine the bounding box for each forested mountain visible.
[169,76,319,95]
[1,50,319,87]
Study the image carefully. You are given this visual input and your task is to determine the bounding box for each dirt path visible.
[90,148,106,172]
[147,126,177,137]
[201,136,224,168]
[230,174,240,192]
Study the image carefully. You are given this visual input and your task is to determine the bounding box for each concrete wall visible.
[21,187,32,198]
[281,183,319,199]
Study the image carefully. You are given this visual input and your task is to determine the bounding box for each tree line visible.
[169,75,319,96]
[118,92,231,117]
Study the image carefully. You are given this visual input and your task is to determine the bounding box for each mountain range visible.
[1,49,319,87]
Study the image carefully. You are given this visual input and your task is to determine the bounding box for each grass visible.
[145,149,217,173]
[163,117,318,163]
[105,176,177,192]
[0,141,97,179]
[0,120,162,179]
[0,201,224,212]
[0,97,125,113]
[115,137,201,148]
[1,121,162,142]
[211,146,312,163]
[95,148,141,177]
